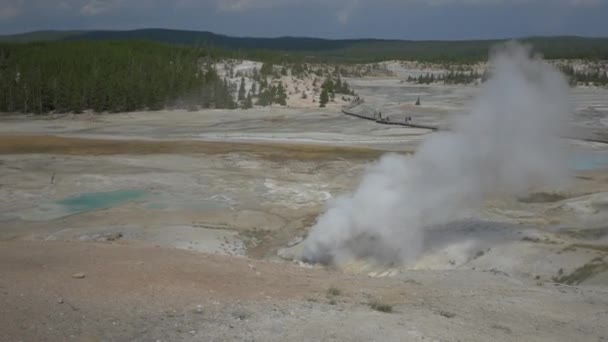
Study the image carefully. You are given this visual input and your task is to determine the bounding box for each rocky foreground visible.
[1,240,607,342]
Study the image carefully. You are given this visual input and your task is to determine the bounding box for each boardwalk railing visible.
[341,100,439,131]
[341,100,608,143]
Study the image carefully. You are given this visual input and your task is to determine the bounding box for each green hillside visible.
[1,29,607,62]
[0,30,86,42]
[0,41,235,114]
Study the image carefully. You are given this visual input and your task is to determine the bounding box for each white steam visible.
[302,42,571,265]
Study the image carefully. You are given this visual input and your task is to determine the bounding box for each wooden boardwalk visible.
[341,101,439,131]
[342,101,608,143]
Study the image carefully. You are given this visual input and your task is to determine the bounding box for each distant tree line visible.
[256,79,288,106]
[407,65,608,87]
[407,70,481,85]
[236,77,253,109]
[440,70,482,84]
[11,39,604,115]
[558,65,608,86]
[319,77,355,107]
[246,62,356,108]
[5,29,608,63]
[0,41,236,114]
[407,73,437,84]
[245,64,288,106]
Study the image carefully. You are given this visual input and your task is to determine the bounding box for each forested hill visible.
[0,41,237,114]
[1,30,607,115]
[0,29,360,51]
[1,29,608,62]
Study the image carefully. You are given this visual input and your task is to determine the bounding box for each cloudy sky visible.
[1,0,607,39]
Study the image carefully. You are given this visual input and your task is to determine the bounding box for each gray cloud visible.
[0,0,24,19]
[1,0,606,38]
[210,0,604,11]
[80,0,124,15]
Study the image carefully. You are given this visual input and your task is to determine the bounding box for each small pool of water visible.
[58,189,148,213]
[572,153,608,171]
[18,189,149,221]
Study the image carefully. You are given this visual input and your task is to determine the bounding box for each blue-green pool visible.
[58,189,148,214]
[573,153,608,171]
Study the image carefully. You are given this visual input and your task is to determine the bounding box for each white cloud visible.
[214,0,284,11]
[212,0,364,24]
[58,1,73,10]
[80,0,123,16]
[211,0,605,11]
[0,0,24,19]
[209,0,604,26]
[386,0,604,6]
[336,0,359,24]
[568,0,601,6]
[3,0,601,21]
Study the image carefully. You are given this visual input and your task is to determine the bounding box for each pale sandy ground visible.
[1,71,608,340]
[216,60,356,109]
[2,240,608,342]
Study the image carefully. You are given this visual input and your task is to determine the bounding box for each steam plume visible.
[302,42,571,265]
